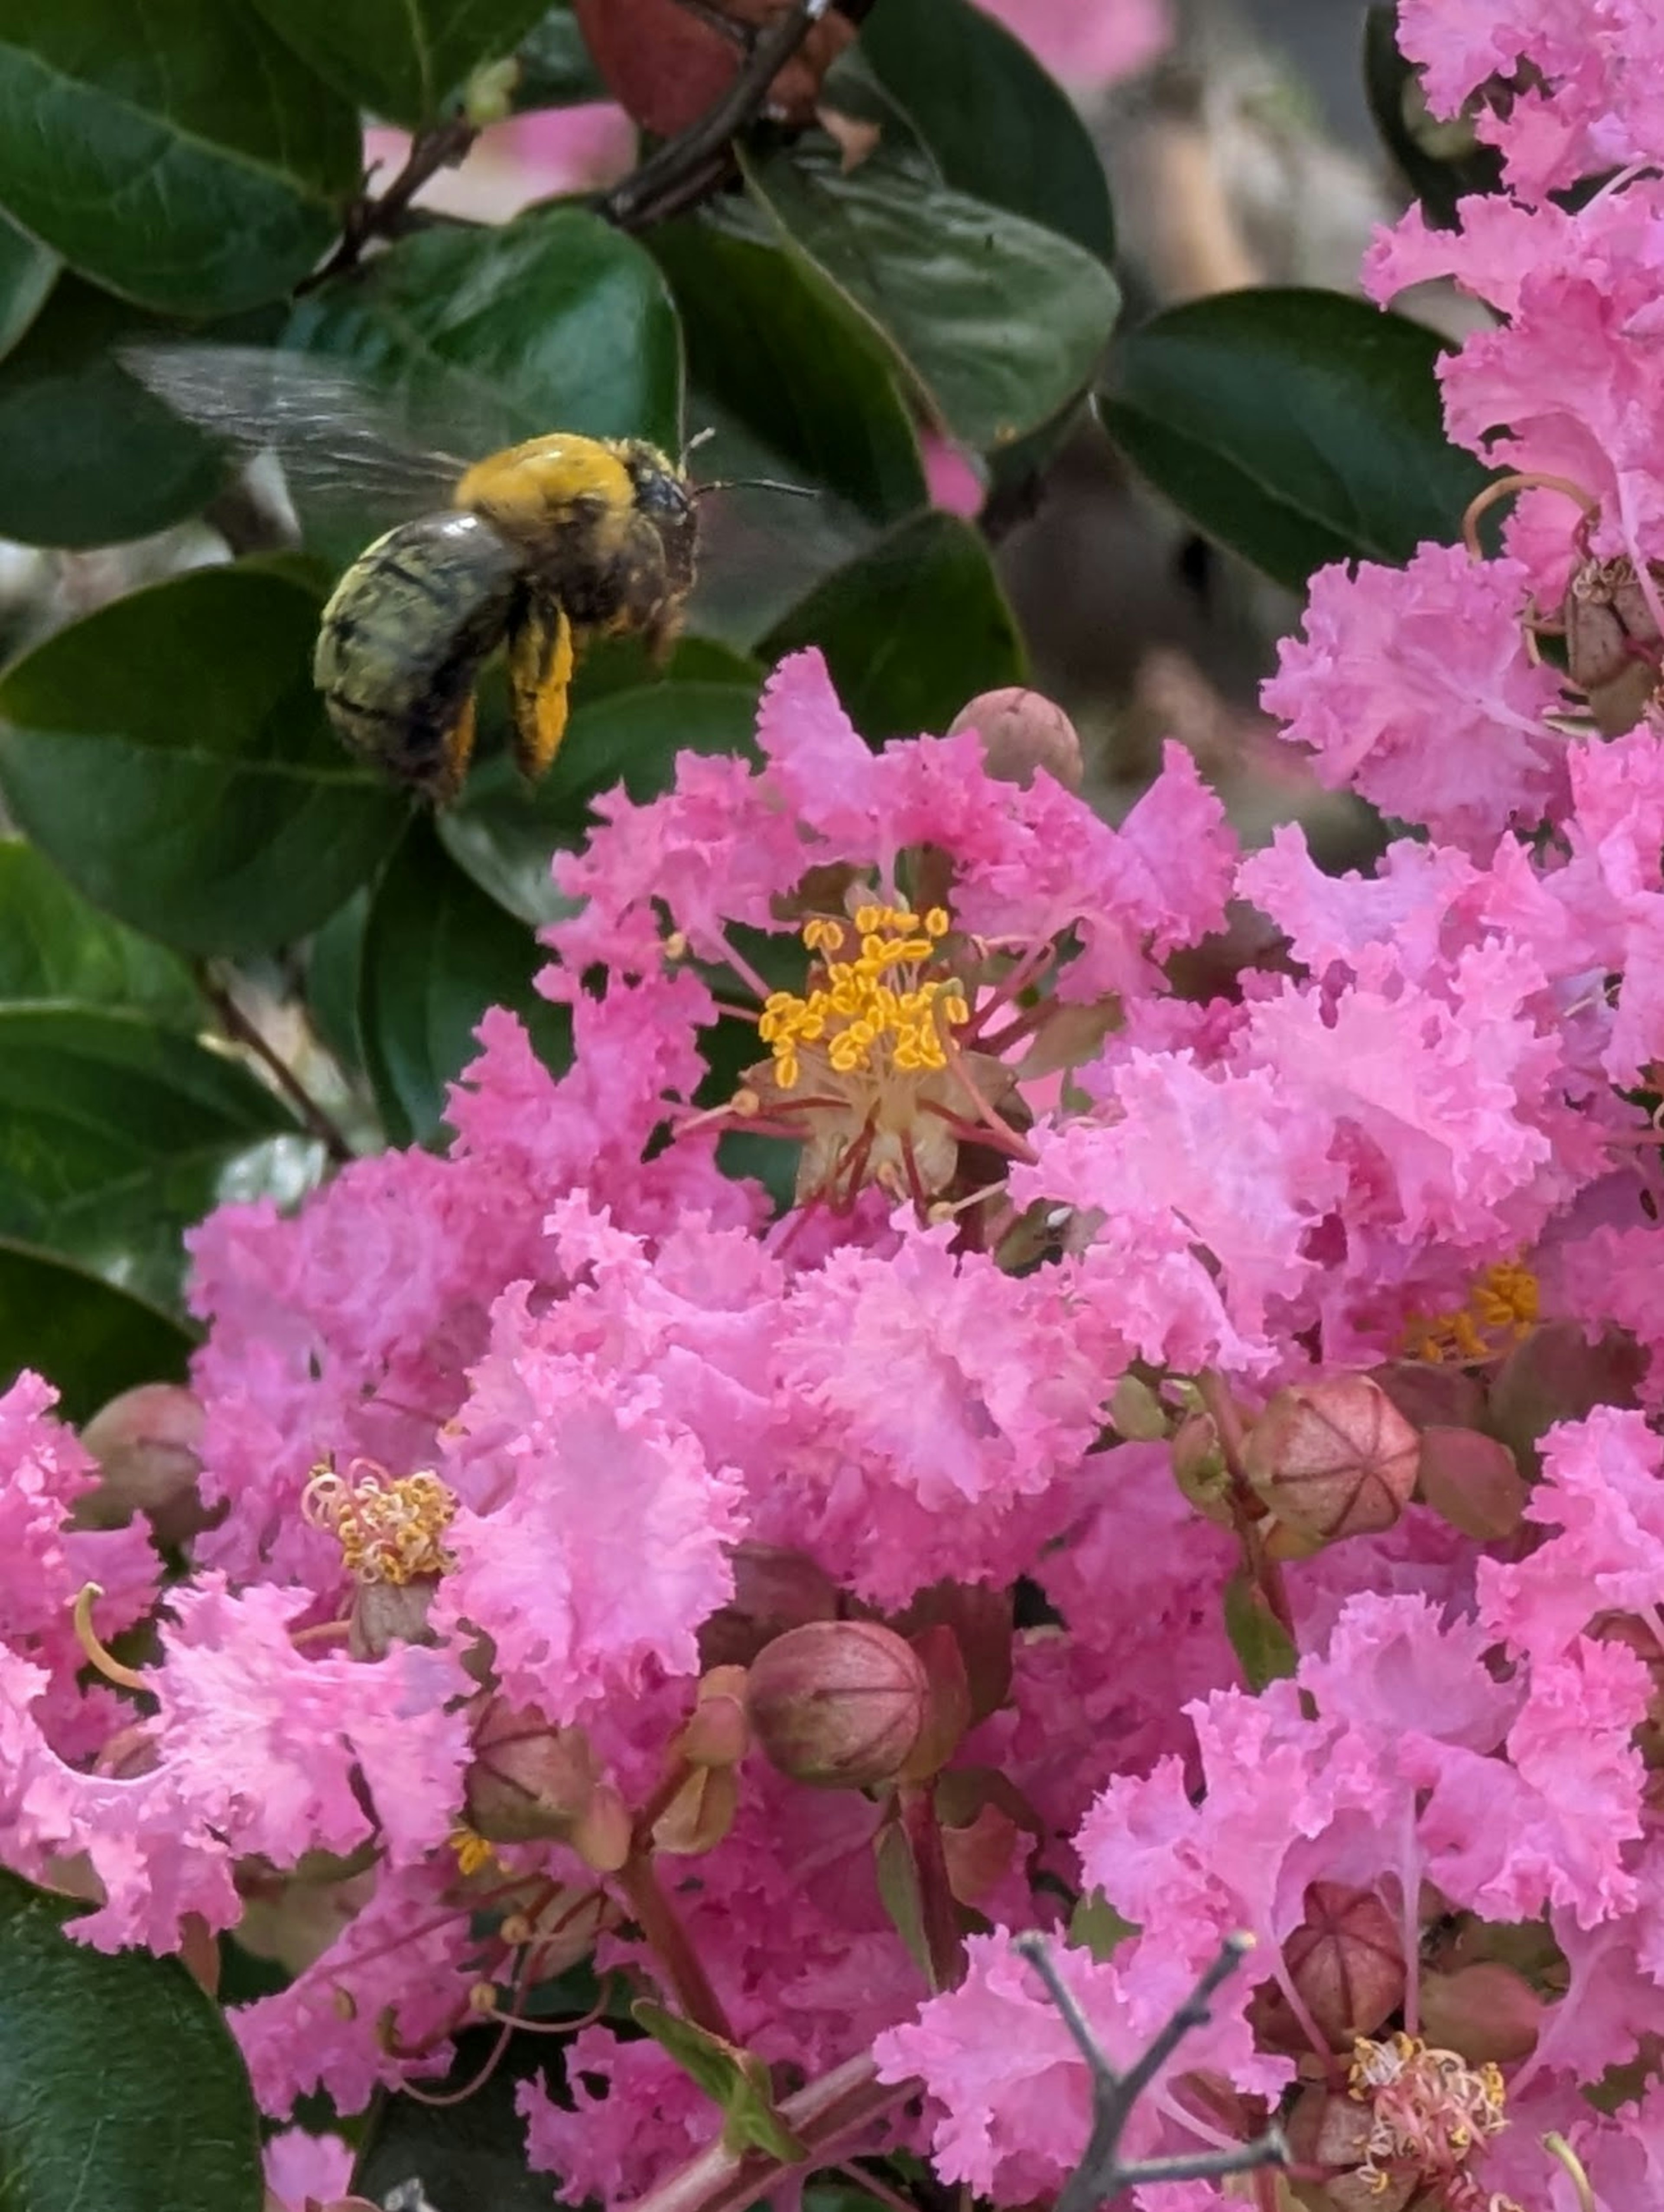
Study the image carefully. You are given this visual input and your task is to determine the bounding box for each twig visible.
[196,963,354,1164]
[300,116,480,293]
[1012,1931,1288,2212]
[597,0,835,231]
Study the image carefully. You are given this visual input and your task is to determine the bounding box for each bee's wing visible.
[120,343,480,530]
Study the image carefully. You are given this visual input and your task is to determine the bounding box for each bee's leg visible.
[432,696,478,807]
[507,594,575,781]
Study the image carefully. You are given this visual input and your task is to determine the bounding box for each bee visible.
[123,347,734,804]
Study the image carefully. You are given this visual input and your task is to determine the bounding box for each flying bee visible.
[125,346,796,804]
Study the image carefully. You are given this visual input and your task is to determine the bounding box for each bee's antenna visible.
[693,477,820,500]
[680,425,718,469]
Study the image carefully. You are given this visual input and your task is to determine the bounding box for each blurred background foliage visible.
[0,0,1489,1421]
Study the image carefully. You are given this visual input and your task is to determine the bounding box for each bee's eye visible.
[633,469,691,521]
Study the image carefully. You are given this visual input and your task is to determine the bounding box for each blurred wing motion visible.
[118,343,481,529]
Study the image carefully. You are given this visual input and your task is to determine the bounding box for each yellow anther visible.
[449,1826,498,1877]
[304,1461,458,1586]
[924,907,950,937]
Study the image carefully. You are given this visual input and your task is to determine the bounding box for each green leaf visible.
[359,816,572,1145]
[651,212,926,522]
[0,1240,192,1420]
[0,1007,296,1308]
[742,139,1120,453]
[0,565,408,957]
[1097,287,1492,592]
[762,510,1025,740]
[440,678,761,924]
[1362,6,1502,232]
[857,0,1114,262]
[0,0,360,317]
[250,0,551,129]
[0,211,55,363]
[510,3,605,107]
[632,2002,809,2163]
[0,1868,263,2212]
[0,278,224,548]
[286,205,683,456]
[0,841,201,1019]
[1222,1570,1299,1693]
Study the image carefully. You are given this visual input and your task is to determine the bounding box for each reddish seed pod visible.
[949,687,1084,791]
[1243,1377,1419,1544]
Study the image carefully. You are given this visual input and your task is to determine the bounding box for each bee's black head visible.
[621,441,698,597]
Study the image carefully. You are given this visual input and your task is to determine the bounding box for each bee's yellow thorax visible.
[454,434,635,529]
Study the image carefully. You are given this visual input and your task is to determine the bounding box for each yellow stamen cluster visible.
[1348,2034,1518,2210]
[759,903,966,1092]
[448,1825,498,1877]
[303,1461,458,1585]
[1405,1260,1540,1365]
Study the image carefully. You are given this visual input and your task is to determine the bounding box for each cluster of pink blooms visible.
[11,5,1664,2211]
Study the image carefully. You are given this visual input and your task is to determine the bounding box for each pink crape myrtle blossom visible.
[1396,0,1664,197]
[1261,542,1571,850]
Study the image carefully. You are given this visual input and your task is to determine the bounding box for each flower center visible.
[759,903,966,1093]
[1348,2033,1518,2211]
[304,1460,458,1584]
[1405,1261,1539,1364]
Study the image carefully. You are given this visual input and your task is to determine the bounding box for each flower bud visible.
[1170,1410,1235,1526]
[1286,2086,1416,2212]
[1110,1374,1169,1442]
[1419,1962,1542,2066]
[76,1383,209,1547]
[1416,1427,1526,1542]
[948,688,1083,792]
[1283,1883,1405,2048]
[698,1543,839,1670]
[1242,1378,1419,1544]
[675,1668,751,1769]
[570,1781,633,1874]
[464,1699,600,1844]
[653,1764,738,1856]
[745,1620,929,1789]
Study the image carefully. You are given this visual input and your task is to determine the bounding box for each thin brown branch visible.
[196,963,354,1164]
[300,116,479,294]
[1013,1932,1287,2212]
[597,0,835,232]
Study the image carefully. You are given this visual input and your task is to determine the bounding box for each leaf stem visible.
[301,116,480,294]
[597,0,835,231]
[195,963,354,1164]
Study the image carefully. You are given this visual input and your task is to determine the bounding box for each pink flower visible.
[974,0,1171,90]
[1261,542,1570,853]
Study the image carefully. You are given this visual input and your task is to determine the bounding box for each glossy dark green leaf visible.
[0,1867,262,2212]
[0,0,360,317]
[510,3,604,107]
[286,205,683,457]
[858,0,1114,262]
[761,510,1025,740]
[0,1008,296,1308]
[0,1241,192,1417]
[0,566,408,956]
[352,2024,569,2212]
[250,0,550,129]
[440,678,761,922]
[1362,6,1502,231]
[651,212,926,522]
[0,211,55,362]
[742,139,1119,454]
[0,841,201,1019]
[0,278,225,548]
[1097,288,1492,591]
[359,816,572,1145]
[306,888,371,1082]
